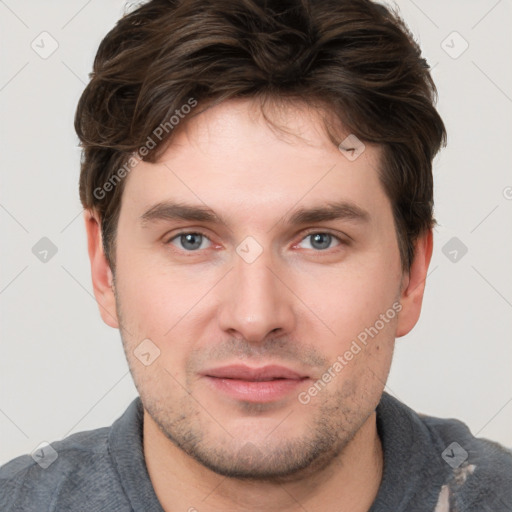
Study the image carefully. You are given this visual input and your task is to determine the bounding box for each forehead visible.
[120,98,390,227]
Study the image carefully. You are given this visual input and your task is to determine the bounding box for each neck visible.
[143,410,383,512]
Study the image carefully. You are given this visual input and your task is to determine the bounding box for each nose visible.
[216,247,296,344]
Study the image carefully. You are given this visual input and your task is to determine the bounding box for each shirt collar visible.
[108,393,450,512]
[368,392,450,511]
[109,397,165,512]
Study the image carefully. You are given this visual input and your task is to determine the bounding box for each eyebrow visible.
[139,200,370,228]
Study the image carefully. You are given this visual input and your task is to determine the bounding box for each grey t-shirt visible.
[1,392,511,511]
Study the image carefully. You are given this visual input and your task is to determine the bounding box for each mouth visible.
[200,364,310,403]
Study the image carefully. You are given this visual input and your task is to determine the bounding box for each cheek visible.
[114,253,218,354]
[296,254,401,345]
[288,260,401,396]
[114,268,196,391]
[113,249,169,340]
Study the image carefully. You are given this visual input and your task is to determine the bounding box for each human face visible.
[97,98,412,479]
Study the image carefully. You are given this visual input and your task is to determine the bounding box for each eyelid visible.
[164,228,212,242]
[164,230,216,254]
[164,228,350,254]
[296,228,352,244]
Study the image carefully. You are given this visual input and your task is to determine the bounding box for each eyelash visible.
[164,229,349,253]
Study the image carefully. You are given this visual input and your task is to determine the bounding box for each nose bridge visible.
[217,242,295,342]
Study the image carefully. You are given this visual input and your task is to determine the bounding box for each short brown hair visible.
[75,0,446,272]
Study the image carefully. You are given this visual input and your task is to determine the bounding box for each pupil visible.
[312,233,331,250]
[182,233,202,250]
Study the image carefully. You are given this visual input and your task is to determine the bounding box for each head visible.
[77,0,445,480]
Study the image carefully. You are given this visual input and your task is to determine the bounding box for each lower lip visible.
[203,376,309,403]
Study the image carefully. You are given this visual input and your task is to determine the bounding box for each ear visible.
[396,229,433,338]
[84,210,119,329]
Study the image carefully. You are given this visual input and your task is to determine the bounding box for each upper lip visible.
[202,364,307,381]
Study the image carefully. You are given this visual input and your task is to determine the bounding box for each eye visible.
[165,230,346,253]
[167,232,212,251]
[297,232,342,251]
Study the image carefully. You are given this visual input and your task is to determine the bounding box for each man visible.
[1,0,511,510]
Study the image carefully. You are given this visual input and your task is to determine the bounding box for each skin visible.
[85,98,432,512]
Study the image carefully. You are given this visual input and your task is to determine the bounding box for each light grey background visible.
[1,0,511,465]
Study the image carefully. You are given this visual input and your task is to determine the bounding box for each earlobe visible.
[395,229,433,338]
[84,210,119,329]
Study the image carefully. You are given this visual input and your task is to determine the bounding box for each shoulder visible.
[419,412,512,510]
[0,426,119,511]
